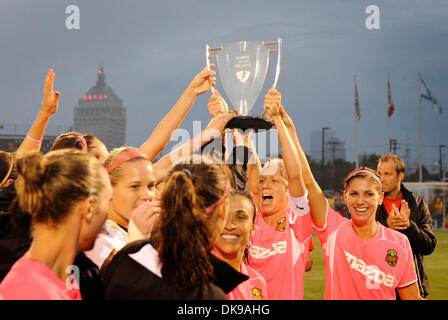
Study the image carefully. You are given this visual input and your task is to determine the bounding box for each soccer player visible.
[267,100,423,300]
[248,88,312,300]
[213,190,269,300]
[0,150,112,299]
[103,159,243,299]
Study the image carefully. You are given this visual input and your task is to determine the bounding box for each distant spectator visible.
[433,197,443,229]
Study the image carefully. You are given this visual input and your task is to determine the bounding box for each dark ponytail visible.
[156,159,232,292]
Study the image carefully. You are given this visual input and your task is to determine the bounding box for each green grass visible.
[303,233,325,300]
[303,230,448,300]
[425,230,448,300]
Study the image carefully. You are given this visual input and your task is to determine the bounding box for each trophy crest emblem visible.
[385,249,398,267]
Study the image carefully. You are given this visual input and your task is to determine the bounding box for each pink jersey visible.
[0,254,82,300]
[227,262,269,300]
[313,204,417,300]
[249,193,312,300]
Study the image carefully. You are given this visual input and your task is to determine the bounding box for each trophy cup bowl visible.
[207,39,282,132]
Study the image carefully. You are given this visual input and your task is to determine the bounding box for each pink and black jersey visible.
[313,204,417,300]
[0,254,81,300]
[227,262,268,300]
[249,192,311,300]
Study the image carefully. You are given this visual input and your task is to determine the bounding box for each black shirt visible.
[103,239,248,300]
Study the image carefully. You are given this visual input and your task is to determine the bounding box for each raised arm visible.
[207,89,229,117]
[278,105,327,228]
[138,65,216,161]
[16,68,60,158]
[264,89,305,198]
[153,113,235,178]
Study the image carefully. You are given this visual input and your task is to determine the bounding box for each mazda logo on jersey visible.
[250,241,287,259]
[344,250,395,287]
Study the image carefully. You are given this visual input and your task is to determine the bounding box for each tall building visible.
[74,67,126,150]
[310,129,346,163]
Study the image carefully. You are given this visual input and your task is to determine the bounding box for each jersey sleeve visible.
[312,201,348,244]
[397,237,418,288]
[287,191,312,243]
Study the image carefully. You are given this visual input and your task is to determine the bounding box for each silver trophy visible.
[206,38,282,131]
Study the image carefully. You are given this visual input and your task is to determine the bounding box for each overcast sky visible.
[1,0,447,173]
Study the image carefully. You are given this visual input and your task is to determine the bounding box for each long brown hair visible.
[155,157,232,291]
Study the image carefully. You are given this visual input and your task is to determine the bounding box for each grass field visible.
[303,229,448,300]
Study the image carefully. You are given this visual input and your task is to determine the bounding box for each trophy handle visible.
[273,38,282,90]
[261,38,282,118]
[205,44,214,94]
[206,44,222,95]
[263,38,282,89]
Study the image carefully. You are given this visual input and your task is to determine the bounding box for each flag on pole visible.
[387,74,395,118]
[420,75,442,114]
[354,75,361,120]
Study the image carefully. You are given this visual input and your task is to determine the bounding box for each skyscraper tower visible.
[74,67,126,150]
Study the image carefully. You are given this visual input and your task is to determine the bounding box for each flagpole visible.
[387,73,391,153]
[418,73,423,182]
[354,75,359,168]
[355,112,359,168]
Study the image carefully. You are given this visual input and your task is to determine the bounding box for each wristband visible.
[26,134,42,144]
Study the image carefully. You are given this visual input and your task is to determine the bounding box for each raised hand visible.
[263,87,282,122]
[130,200,161,236]
[387,201,410,230]
[208,89,229,117]
[187,64,217,97]
[41,68,60,116]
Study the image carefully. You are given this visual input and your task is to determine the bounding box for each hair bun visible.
[17,152,47,185]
